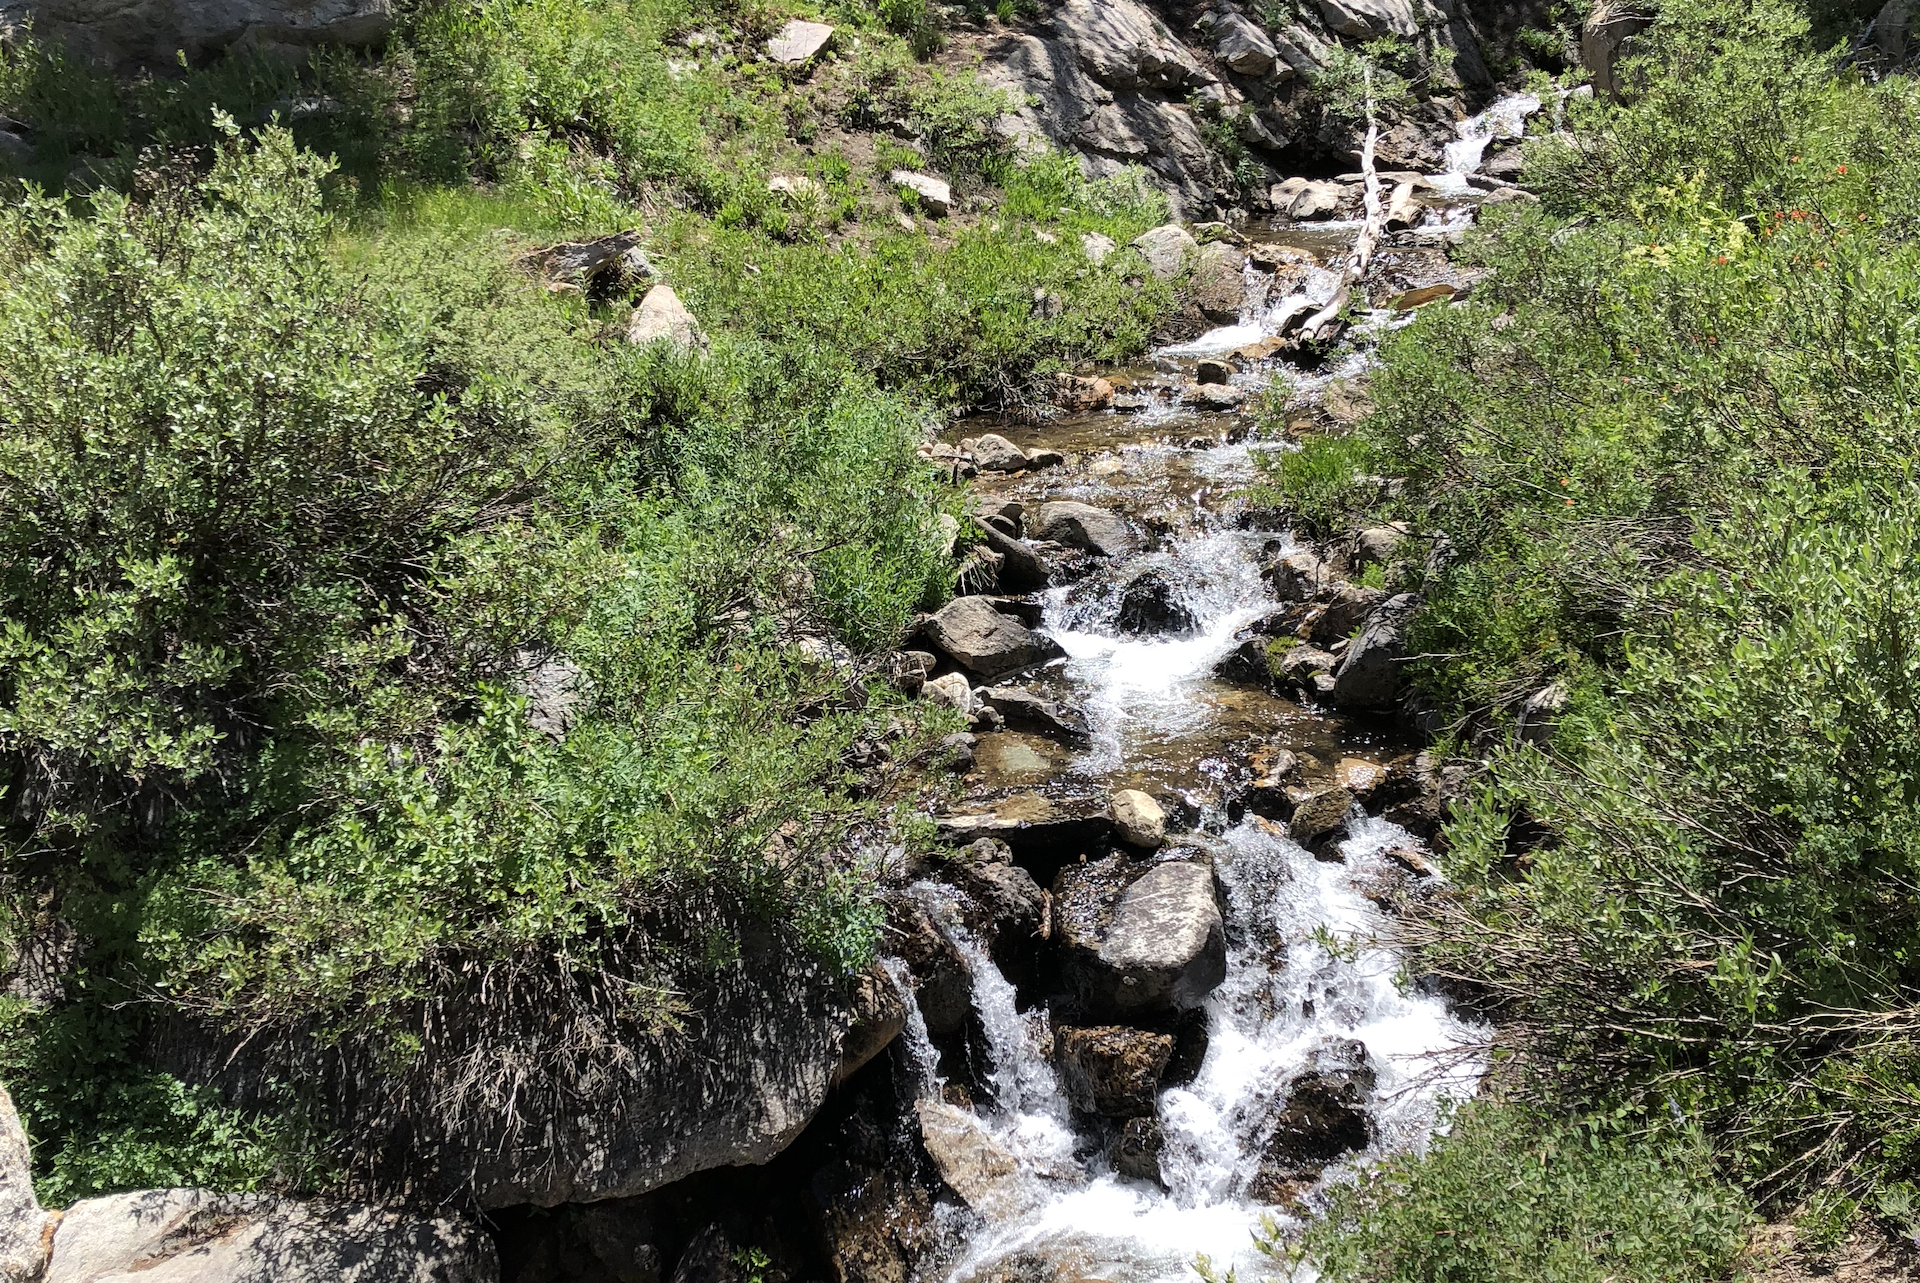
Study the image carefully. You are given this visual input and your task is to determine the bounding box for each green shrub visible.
[1292,1103,1751,1283]
[1248,433,1376,538]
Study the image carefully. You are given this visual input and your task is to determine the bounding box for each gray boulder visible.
[971,519,1047,592]
[1033,501,1139,558]
[765,18,833,63]
[1070,861,1226,1015]
[626,285,707,353]
[1581,0,1654,99]
[923,596,1065,678]
[23,0,392,68]
[978,686,1091,741]
[969,432,1030,473]
[1314,0,1417,38]
[1,1083,53,1283]
[1251,1038,1375,1201]
[1212,13,1277,76]
[1130,224,1199,281]
[1288,786,1354,854]
[1329,592,1418,709]
[915,1100,1028,1218]
[42,1189,497,1283]
[890,169,953,216]
[1190,240,1248,323]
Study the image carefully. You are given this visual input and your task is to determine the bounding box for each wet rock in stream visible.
[978,686,1090,741]
[1053,1026,1173,1117]
[1031,501,1139,559]
[1114,569,1199,636]
[922,596,1064,678]
[1060,859,1227,1016]
[1250,1038,1377,1204]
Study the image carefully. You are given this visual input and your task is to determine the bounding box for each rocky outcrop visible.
[922,596,1064,678]
[2,1083,54,1283]
[1190,240,1248,323]
[42,1188,497,1283]
[21,0,392,67]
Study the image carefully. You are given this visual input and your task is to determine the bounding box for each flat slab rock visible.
[1069,860,1227,1015]
[936,792,1113,852]
[765,18,833,62]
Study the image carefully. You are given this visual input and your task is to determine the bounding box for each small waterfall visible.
[1441,91,1542,177]
[884,955,944,1098]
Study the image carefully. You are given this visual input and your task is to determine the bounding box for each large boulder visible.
[1115,570,1197,636]
[1,1083,53,1283]
[1032,501,1139,558]
[1328,592,1418,709]
[1190,241,1248,324]
[1130,224,1199,281]
[1251,1039,1375,1202]
[22,0,392,67]
[1054,1026,1173,1116]
[922,596,1065,678]
[1066,861,1226,1015]
[42,1189,497,1283]
[968,433,1030,473]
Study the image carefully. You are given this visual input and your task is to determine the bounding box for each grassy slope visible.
[0,0,1177,1201]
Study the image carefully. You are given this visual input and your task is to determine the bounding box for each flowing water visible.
[889,105,1535,1283]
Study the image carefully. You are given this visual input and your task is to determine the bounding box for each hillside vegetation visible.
[1275,0,1920,1274]
[0,0,1171,1200]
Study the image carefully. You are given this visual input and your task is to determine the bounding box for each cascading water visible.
[1441,91,1542,178]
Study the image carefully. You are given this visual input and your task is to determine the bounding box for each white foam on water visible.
[1442,91,1541,176]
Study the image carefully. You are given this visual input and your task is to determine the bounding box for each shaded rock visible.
[1,1082,52,1283]
[1054,1026,1173,1116]
[1195,358,1231,385]
[1288,787,1354,855]
[1115,571,1198,636]
[1244,745,1300,817]
[1071,861,1226,1014]
[42,1189,496,1283]
[1258,1039,1375,1176]
[970,433,1030,473]
[923,597,1064,678]
[1131,224,1199,281]
[1355,522,1408,566]
[1109,789,1167,851]
[1191,240,1247,323]
[890,170,952,216]
[1032,501,1139,558]
[1275,643,1337,690]
[971,520,1048,593]
[1328,592,1417,709]
[766,18,834,63]
[1111,1117,1164,1183]
[915,1100,1026,1218]
[958,860,1047,948]
[1025,447,1066,469]
[1315,0,1415,38]
[886,896,972,1036]
[1211,12,1277,76]
[626,284,707,353]
[979,687,1090,741]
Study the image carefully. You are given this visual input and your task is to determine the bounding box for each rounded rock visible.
[1110,788,1167,850]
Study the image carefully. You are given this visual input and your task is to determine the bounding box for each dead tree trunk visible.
[1299,74,1384,346]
